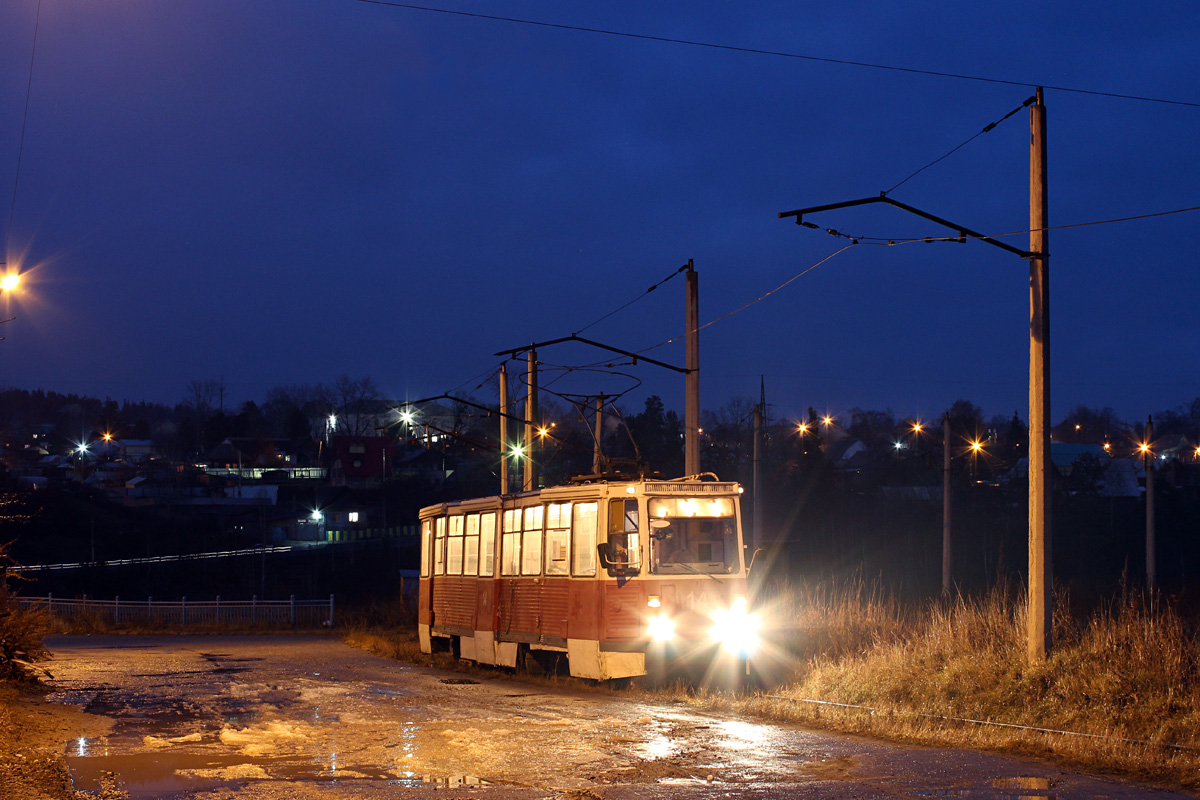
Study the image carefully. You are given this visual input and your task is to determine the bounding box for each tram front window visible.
[650,515,739,574]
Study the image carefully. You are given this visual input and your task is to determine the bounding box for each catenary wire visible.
[801,204,1200,248]
[573,263,689,337]
[883,96,1036,196]
[416,203,1199,409]
[5,0,43,253]
[351,0,1200,109]
[639,244,858,353]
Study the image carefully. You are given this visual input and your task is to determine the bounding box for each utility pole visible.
[523,348,538,491]
[592,394,605,474]
[1145,414,1156,592]
[499,364,509,495]
[942,411,952,597]
[752,380,763,554]
[685,260,700,476]
[1028,87,1052,661]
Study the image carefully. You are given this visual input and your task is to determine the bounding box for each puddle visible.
[440,678,481,685]
[68,748,490,798]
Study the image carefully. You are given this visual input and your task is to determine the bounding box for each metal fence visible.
[17,594,335,628]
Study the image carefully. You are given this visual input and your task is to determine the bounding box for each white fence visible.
[18,594,335,628]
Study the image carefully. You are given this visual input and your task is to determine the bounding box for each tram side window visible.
[522,505,544,575]
[572,502,598,576]
[606,498,641,571]
[545,503,571,576]
[446,516,464,575]
[479,511,497,577]
[433,516,447,576]
[464,514,480,576]
[501,509,521,576]
[420,520,433,578]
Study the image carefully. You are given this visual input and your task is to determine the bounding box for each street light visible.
[0,273,19,292]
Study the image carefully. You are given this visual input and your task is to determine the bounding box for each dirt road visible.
[41,634,1190,799]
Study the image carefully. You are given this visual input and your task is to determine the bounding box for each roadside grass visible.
[713,581,1200,790]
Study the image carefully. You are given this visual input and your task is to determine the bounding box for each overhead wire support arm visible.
[778,195,1037,260]
[395,394,561,442]
[494,334,689,374]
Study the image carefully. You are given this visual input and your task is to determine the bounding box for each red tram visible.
[417,474,759,680]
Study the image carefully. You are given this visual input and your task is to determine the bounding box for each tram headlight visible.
[647,615,676,642]
[710,596,760,656]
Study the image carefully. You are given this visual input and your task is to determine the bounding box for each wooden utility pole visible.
[1028,87,1052,661]
[523,348,538,491]
[499,363,509,495]
[685,260,700,475]
[1145,415,1156,591]
[942,412,952,596]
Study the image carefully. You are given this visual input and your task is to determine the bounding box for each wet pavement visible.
[44,635,1194,799]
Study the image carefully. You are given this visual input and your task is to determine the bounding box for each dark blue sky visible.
[2,1,1197,425]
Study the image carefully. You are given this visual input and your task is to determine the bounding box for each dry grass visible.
[731,582,1200,789]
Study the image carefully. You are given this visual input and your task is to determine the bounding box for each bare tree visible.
[332,375,386,436]
[183,379,225,415]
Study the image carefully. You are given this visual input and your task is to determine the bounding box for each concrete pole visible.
[523,348,538,492]
[1146,415,1156,592]
[499,363,509,495]
[752,401,762,554]
[593,394,605,475]
[1027,87,1052,661]
[942,412,952,597]
[685,260,700,476]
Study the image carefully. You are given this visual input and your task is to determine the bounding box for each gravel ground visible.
[8,635,1198,800]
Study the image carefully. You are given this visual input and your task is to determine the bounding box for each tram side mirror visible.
[597,542,638,577]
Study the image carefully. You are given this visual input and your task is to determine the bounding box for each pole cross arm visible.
[395,395,537,432]
[778,195,1037,260]
[494,334,689,374]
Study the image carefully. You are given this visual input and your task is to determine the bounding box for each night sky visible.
[1,1,1197,425]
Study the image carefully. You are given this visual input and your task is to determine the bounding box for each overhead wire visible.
[573,263,689,337]
[882,96,1036,196]
[638,244,859,354]
[5,0,43,255]
[798,204,1200,249]
[351,0,1200,109]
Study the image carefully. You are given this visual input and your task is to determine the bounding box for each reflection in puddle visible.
[68,747,490,798]
[641,730,678,760]
[716,719,767,751]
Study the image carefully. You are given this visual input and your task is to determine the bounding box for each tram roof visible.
[418,476,743,518]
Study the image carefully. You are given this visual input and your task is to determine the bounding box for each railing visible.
[17,594,335,628]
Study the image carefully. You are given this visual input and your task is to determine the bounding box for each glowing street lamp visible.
[0,273,19,292]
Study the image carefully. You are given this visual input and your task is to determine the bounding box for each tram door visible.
[540,503,572,640]
[428,517,445,627]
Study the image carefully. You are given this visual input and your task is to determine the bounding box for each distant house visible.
[1099,458,1143,497]
[330,436,394,488]
[826,437,870,470]
[1050,443,1109,477]
[120,439,158,463]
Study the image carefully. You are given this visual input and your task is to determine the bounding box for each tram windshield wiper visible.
[665,560,724,584]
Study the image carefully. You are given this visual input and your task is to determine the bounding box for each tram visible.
[417,473,758,680]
